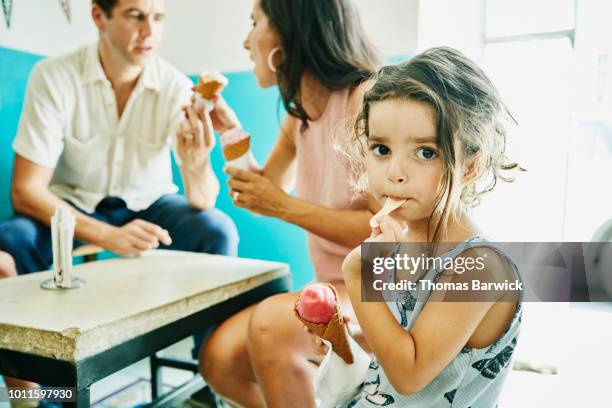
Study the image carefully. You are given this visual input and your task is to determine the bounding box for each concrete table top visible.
[0,250,289,363]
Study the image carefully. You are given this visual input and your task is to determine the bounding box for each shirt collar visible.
[81,42,161,92]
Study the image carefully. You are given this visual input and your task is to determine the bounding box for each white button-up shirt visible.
[13,43,193,212]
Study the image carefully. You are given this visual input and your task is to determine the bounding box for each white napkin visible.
[225,151,254,171]
[51,206,75,288]
[194,93,215,113]
[313,336,370,408]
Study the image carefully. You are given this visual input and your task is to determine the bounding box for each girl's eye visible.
[416,147,437,160]
[370,144,391,157]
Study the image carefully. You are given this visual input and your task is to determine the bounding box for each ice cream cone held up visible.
[194,70,228,112]
[295,283,354,364]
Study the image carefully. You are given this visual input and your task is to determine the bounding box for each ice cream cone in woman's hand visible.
[195,70,228,112]
[295,283,354,364]
[220,128,252,171]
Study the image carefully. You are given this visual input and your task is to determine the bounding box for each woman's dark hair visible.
[260,0,380,128]
[92,0,118,17]
[348,47,524,243]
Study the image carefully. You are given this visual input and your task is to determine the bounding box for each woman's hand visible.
[225,167,292,217]
[176,105,215,174]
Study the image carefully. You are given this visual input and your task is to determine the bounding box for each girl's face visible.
[366,98,444,224]
[243,0,282,88]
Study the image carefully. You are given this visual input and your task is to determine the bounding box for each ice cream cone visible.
[295,283,354,364]
[223,136,251,161]
[196,71,228,100]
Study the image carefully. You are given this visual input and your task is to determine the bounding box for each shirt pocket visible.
[140,132,170,150]
[68,109,102,147]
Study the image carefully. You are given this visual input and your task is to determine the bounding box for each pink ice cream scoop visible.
[296,283,337,324]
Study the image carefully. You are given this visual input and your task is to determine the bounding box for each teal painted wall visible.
[0,46,314,289]
[0,47,43,221]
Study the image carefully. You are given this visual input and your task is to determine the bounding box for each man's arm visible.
[175,105,220,210]
[12,155,110,243]
[12,155,171,255]
[180,160,220,210]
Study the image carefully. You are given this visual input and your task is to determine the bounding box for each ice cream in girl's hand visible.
[370,197,407,229]
[194,70,228,112]
[296,283,337,324]
[295,283,354,364]
[220,128,252,171]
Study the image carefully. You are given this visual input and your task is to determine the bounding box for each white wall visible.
[0,0,97,56]
[0,0,419,73]
[417,0,485,61]
[160,0,420,74]
[158,0,253,73]
[355,0,419,58]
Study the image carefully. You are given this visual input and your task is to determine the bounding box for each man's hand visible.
[190,91,241,134]
[176,105,215,174]
[99,219,172,257]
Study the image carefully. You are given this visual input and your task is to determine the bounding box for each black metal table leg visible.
[150,353,162,400]
[64,387,89,408]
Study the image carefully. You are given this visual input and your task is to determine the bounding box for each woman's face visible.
[365,98,445,224]
[244,0,282,88]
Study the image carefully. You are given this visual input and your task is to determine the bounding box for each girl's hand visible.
[303,316,353,360]
[343,215,408,282]
[367,215,408,242]
[304,326,329,359]
[225,167,291,217]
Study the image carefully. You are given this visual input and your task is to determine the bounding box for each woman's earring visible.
[267,47,282,73]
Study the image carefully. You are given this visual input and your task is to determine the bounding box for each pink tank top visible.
[294,89,369,283]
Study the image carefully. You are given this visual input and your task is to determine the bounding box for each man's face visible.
[93,0,165,66]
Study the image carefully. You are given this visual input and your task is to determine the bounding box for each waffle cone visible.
[294,283,354,364]
[223,137,251,161]
[197,80,225,100]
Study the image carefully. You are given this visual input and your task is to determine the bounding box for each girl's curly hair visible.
[343,47,524,243]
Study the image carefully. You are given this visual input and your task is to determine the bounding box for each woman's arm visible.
[226,165,377,247]
[262,115,298,192]
[282,195,377,247]
[226,84,378,248]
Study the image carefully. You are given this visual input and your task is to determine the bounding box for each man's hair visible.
[93,0,119,17]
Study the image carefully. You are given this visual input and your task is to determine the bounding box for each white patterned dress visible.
[341,237,523,408]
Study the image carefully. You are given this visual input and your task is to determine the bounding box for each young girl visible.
[335,47,524,407]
